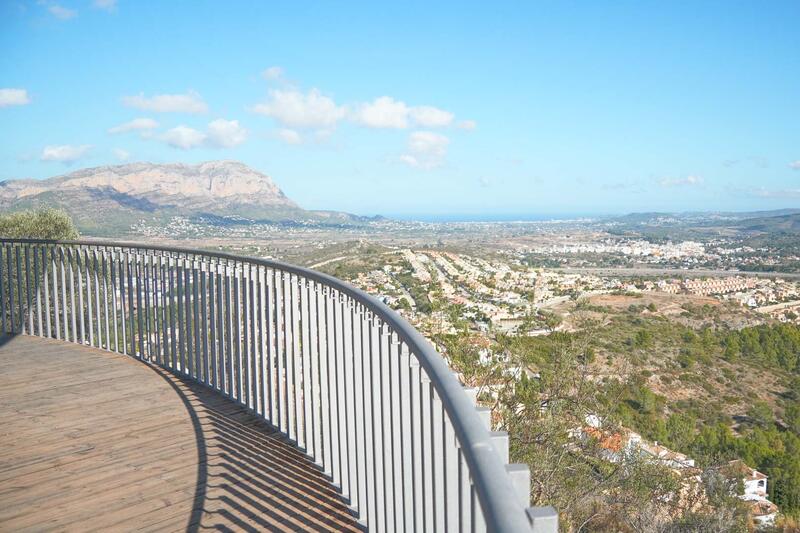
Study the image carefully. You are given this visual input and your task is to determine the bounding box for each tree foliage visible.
[0,208,79,240]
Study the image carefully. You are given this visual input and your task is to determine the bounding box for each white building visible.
[723,460,778,527]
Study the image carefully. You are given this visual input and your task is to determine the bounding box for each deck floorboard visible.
[0,335,360,532]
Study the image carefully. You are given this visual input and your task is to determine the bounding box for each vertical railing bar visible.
[67,247,79,343]
[459,447,468,533]
[342,297,355,505]
[9,244,17,333]
[300,277,312,454]
[177,256,186,372]
[6,245,14,333]
[98,249,105,349]
[34,246,43,337]
[421,371,432,531]
[151,253,162,363]
[112,250,120,352]
[15,246,25,335]
[275,269,285,432]
[373,315,387,532]
[126,250,137,356]
[257,265,266,417]
[168,255,178,369]
[74,248,85,343]
[59,247,68,342]
[24,246,34,335]
[380,321,394,532]
[233,263,243,403]
[360,306,374,527]
[271,268,279,426]
[100,250,110,350]
[160,254,169,367]
[142,252,153,358]
[0,245,6,334]
[216,267,226,394]
[94,250,104,349]
[432,385,445,531]
[242,264,251,408]
[331,289,343,491]
[184,259,194,377]
[411,353,423,532]
[316,281,331,474]
[390,333,405,531]
[193,261,201,380]
[135,252,145,358]
[214,262,225,393]
[267,266,274,419]
[43,246,52,339]
[209,264,218,390]
[250,264,259,413]
[324,286,336,479]
[349,301,365,521]
[85,249,95,348]
[400,343,414,530]
[117,249,125,352]
[225,264,234,397]
[75,247,86,344]
[125,249,135,356]
[443,394,459,532]
[201,264,209,386]
[282,271,292,437]
[290,274,301,444]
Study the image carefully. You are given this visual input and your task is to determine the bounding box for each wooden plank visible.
[0,335,359,531]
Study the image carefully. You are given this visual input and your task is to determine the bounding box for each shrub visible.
[0,208,78,240]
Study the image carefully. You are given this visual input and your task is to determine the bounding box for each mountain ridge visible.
[0,160,374,236]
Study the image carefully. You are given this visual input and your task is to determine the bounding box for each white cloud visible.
[113,148,130,161]
[252,88,346,129]
[457,119,477,130]
[160,126,206,149]
[790,161,800,171]
[658,175,703,187]
[0,88,31,107]
[277,129,302,145]
[410,106,454,127]
[93,0,116,10]
[122,91,208,113]
[40,144,92,163]
[108,117,159,134]
[156,120,247,150]
[752,187,800,199]
[400,131,449,169]
[352,97,455,129]
[262,66,284,81]
[206,119,247,148]
[47,4,77,19]
[353,96,409,129]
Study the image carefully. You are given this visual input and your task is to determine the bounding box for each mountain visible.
[0,161,374,236]
[737,212,800,233]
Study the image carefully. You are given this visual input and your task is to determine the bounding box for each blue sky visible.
[1,1,799,219]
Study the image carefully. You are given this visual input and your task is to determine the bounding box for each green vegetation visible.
[443,298,800,525]
[445,323,752,531]
[0,208,79,240]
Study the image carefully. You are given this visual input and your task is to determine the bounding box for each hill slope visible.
[0,161,369,236]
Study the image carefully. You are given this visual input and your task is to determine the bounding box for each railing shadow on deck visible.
[147,363,364,532]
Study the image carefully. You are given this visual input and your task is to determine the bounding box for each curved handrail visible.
[0,238,549,532]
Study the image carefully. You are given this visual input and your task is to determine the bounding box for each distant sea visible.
[387,213,601,223]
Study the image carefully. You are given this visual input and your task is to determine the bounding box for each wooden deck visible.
[0,335,361,532]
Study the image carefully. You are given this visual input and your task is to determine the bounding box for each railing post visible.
[528,506,559,533]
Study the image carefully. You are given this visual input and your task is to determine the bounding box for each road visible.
[558,267,800,280]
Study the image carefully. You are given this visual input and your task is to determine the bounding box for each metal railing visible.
[0,238,557,532]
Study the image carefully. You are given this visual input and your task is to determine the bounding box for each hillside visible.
[0,161,373,236]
